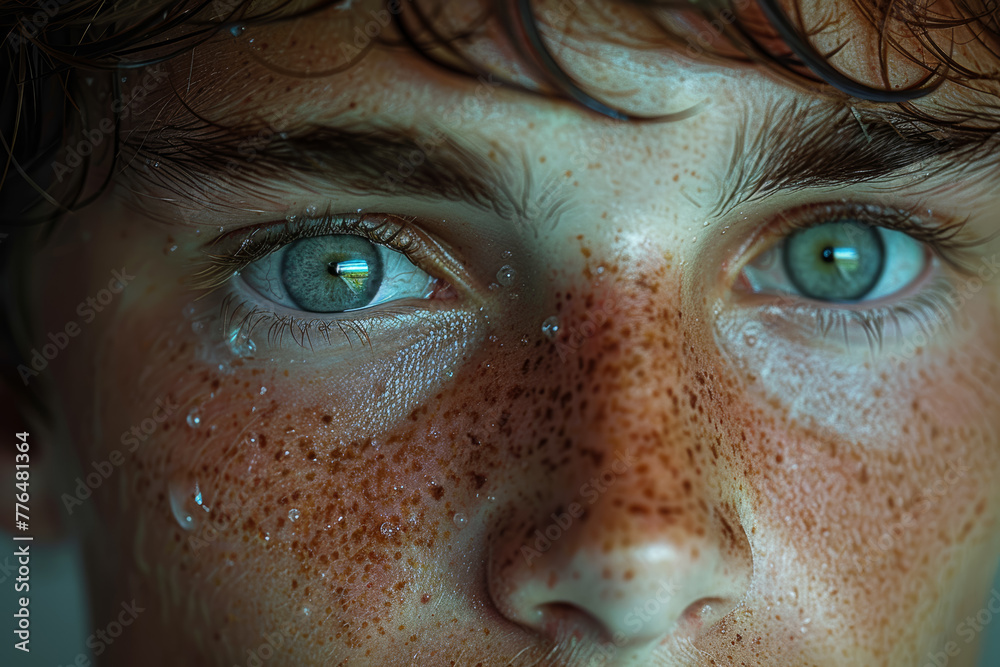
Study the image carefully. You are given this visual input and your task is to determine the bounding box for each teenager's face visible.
[31,1,1000,664]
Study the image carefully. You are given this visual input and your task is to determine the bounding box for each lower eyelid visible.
[727,270,961,352]
[213,275,458,354]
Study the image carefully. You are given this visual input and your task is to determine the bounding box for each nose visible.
[489,489,751,649]
[485,260,753,652]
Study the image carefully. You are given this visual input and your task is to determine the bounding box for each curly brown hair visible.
[0,0,998,418]
[1,0,999,223]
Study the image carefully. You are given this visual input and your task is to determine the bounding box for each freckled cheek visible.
[85,289,505,618]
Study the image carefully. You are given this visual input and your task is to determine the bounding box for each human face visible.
[32,0,1000,664]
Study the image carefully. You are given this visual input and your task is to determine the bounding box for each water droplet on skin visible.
[541,316,560,340]
[285,214,298,223]
[259,386,267,395]
[288,508,300,522]
[380,522,397,537]
[501,250,513,259]
[495,265,516,287]
[182,303,197,319]
[229,23,246,37]
[453,513,467,528]
[186,409,202,428]
[743,332,757,347]
[228,329,256,357]
[487,495,497,503]
[302,607,310,616]
[191,320,206,334]
[168,479,210,531]
[304,205,317,216]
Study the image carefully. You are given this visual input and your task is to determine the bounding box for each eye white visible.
[743,227,928,303]
[240,237,435,312]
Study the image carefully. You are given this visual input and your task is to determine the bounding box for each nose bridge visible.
[488,267,753,648]
[552,269,714,520]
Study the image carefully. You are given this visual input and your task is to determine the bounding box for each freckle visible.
[421,594,431,604]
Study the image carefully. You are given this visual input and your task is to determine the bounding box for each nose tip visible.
[496,542,746,649]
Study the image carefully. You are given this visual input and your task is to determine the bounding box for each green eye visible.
[742,216,928,306]
[782,221,885,302]
[241,233,435,314]
[282,236,383,312]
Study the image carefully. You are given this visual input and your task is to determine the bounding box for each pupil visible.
[821,246,835,263]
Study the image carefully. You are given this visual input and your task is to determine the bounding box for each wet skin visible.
[26,0,1000,664]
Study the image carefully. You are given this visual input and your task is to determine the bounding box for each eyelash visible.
[191,211,446,350]
[192,201,989,354]
[739,201,987,350]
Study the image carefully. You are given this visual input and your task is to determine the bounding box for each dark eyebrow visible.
[127,96,998,227]
[124,121,568,229]
[713,98,1000,215]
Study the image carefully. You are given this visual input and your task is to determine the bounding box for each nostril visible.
[536,601,611,643]
[679,596,732,634]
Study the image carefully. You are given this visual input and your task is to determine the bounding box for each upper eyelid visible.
[715,199,986,292]
[190,213,424,295]
[753,201,982,269]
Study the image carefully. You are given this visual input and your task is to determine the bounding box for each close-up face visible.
[5,0,1000,665]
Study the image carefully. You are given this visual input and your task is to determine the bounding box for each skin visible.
[18,0,1000,664]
